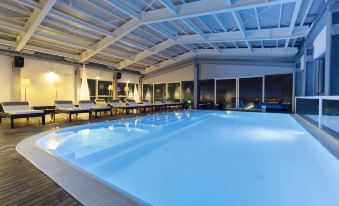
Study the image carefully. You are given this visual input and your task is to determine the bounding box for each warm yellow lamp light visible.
[21,78,31,101]
[124,83,129,96]
[45,71,59,83]
[108,85,114,96]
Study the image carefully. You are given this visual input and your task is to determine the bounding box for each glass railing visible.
[295,96,339,139]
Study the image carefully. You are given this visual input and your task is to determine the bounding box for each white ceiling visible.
[0,0,323,73]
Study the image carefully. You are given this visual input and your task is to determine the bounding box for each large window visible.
[265,74,293,112]
[154,83,166,100]
[199,79,214,104]
[315,56,325,95]
[239,77,262,110]
[295,70,303,96]
[181,81,194,102]
[216,79,236,109]
[143,84,153,101]
[87,79,96,100]
[98,80,112,96]
[168,82,180,101]
[117,83,136,98]
[117,83,125,96]
[331,34,339,95]
[305,62,315,96]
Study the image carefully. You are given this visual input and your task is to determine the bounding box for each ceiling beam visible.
[231,10,252,52]
[176,26,308,43]
[158,0,178,14]
[102,0,140,19]
[15,0,56,51]
[183,19,222,53]
[80,0,295,63]
[79,18,139,62]
[119,39,176,69]
[140,0,296,24]
[144,51,195,74]
[144,46,298,73]
[285,0,302,48]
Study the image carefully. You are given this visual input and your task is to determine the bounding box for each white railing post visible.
[318,97,322,128]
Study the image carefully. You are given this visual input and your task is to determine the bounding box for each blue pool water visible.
[38,110,339,206]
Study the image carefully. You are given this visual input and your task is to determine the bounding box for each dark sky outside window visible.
[154,83,166,100]
[239,77,262,110]
[199,79,215,104]
[265,74,293,102]
[181,81,194,100]
[216,79,236,108]
[143,84,153,101]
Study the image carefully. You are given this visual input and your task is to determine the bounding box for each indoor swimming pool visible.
[30,111,339,205]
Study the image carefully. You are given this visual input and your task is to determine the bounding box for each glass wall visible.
[181,81,194,102]
[216,79,236,109]
[295,98,319,126]
[87,79,96,100]
[305,62,315,96]
[154,83,166,100]
[315,56,325,95]
[117,82,136,98]
[168,82,180,101]
[98,80,112,96]
[239,77,262,110]
[117,83,126,96]
[143,84,153,101]
[322,99,339,139]
[331,11,339,95]
[265,74,293,112]
[199,79,214,104]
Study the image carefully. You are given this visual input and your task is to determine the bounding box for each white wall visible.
[200,63,294,80]
[143,64,194,84]
[20,59,76,106]
[0,55,14,102]
[313,26,327,59]
[142,62,293,84]
[86,67,140,83]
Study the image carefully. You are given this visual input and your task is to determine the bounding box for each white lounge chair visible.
[0,102,45,128]
[79,100,112,117]
[55,101,91,122]
[107,99,139,114]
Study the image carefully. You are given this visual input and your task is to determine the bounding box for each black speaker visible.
[116,72,122,79]
[14,56,24,68]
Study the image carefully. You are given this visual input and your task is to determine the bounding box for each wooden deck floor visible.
[0,113,148,206]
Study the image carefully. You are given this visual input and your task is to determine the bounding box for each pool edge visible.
[15,131,149,206]
[292,114,339,159]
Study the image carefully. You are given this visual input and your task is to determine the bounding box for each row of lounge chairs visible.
[0,99,185,128]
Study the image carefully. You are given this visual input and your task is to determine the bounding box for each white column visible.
[262,76,265,102]
[193,64,200,108]
[325,5,332,95]
[214,79,217,106]
[12,67,21,101]
[236,78,240,109]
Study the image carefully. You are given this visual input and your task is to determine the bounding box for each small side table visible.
[32,106,56,123]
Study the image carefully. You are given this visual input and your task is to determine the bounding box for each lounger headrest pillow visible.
[1,102,30,112]
[79,100,95,104]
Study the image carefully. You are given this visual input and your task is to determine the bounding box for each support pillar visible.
[193,63,200,108]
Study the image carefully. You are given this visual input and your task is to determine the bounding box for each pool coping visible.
[16,127,150,206]
[292,114,339,159]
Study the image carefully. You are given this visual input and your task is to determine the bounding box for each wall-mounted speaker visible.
[14,56,24,68]
[116,72,122,79]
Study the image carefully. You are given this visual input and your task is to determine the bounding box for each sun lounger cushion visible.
[79,100,110,110]
[1,102,44,115]
[55,101,89,111]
